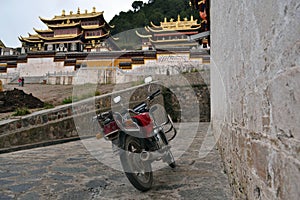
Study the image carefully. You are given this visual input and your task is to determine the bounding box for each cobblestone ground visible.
[0,123,232,200]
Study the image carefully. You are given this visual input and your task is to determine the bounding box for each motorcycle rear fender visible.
[118,131,155,151]
[118,131,127,150]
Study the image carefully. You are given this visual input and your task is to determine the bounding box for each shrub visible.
[95,91,101,96]
[44,103,54,109]
[62,97,73,104]
[12,107,31,116]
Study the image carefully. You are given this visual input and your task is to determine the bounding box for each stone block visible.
[268,67,300,141]
[250,141,270,183]
[280,157,300,200]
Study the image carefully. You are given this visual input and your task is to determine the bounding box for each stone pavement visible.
[0,123,232,199]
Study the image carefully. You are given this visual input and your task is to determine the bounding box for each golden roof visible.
[39,7,104,23]
[47,21,81,28]
[149,15,201,32]
[146,25,201,33]
[37,31,83,41]
[135,30,152,38]
[33,28,54,33]
[81,24,105,30]
[84,31,110,40]
[19,35,43,43]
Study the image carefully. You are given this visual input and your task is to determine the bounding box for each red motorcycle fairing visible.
[132,112,154,137]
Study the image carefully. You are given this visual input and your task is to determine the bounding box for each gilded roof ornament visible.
[62,10,65,16]
[77,8,80,14]
[92,7,96,13]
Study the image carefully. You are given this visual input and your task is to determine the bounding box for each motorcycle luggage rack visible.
[96,111,120,141]
[149,105,177,142]
[104,130,119,141]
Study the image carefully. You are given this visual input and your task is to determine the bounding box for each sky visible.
[0,0,148,48]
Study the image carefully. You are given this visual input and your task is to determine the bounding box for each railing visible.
[46,71,77,77]
[0,72,20,83]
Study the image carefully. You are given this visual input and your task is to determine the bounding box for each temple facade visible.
[136,15,203,51]
[19,7,118,53]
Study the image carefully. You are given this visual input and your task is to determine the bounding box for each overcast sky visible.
[0,0,148,48]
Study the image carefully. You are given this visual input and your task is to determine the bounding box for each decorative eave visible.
[135,30,152,38]
[39,12,103,23]
[37,31,83,41]
[81,24,105,30]
[19,36,43,43]
[84,31,110,40]
[47,21,81,29]
[25,34,40,39]
[108,24,115,29]
[147,25,202,33]
[33,28,54,34]
[110,36,119,41]
[150,21,161,29]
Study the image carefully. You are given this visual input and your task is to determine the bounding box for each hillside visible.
[109,0,200,35]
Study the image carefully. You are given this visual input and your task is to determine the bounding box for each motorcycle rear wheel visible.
[120,136,153,191]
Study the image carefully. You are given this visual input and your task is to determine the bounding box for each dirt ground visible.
[0,72,207,120]
[0,83,115,120]
[3,84,74,106]
[0,89,44,113]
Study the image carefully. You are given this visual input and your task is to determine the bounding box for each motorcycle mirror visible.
[144,76,152,84]
[113,96,121,104]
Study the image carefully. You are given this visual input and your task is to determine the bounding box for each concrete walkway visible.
[0,123,232,199]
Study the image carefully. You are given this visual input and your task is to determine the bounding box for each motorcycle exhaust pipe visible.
[140,151,151,161]
[140,150,167,162]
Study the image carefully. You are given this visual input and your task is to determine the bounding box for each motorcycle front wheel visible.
[120,135,153,191]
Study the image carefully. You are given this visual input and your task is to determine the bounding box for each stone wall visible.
[211,0,299,199]
[0,84,154,150]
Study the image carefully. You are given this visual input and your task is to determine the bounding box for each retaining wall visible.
[0,75,210,151]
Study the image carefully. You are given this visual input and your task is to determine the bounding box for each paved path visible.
[0,123,232,199]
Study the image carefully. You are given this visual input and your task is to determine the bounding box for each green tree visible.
[110,0,200,35]
[132,1,144,12]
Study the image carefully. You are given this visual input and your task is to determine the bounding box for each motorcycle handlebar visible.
[148,89,161,100]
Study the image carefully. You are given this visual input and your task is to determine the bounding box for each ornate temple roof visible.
[19,34,43,43]
[33,28,54,34]
[47,21,81,29]
[148,15,201,32]
[84,31,110,40]
[39,7,104,24]
[136,15,201,40]
[19,7,115,50]
[37,32,83,41]
[136,15,201,50]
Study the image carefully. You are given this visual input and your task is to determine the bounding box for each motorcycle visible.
[94,77,177,191]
